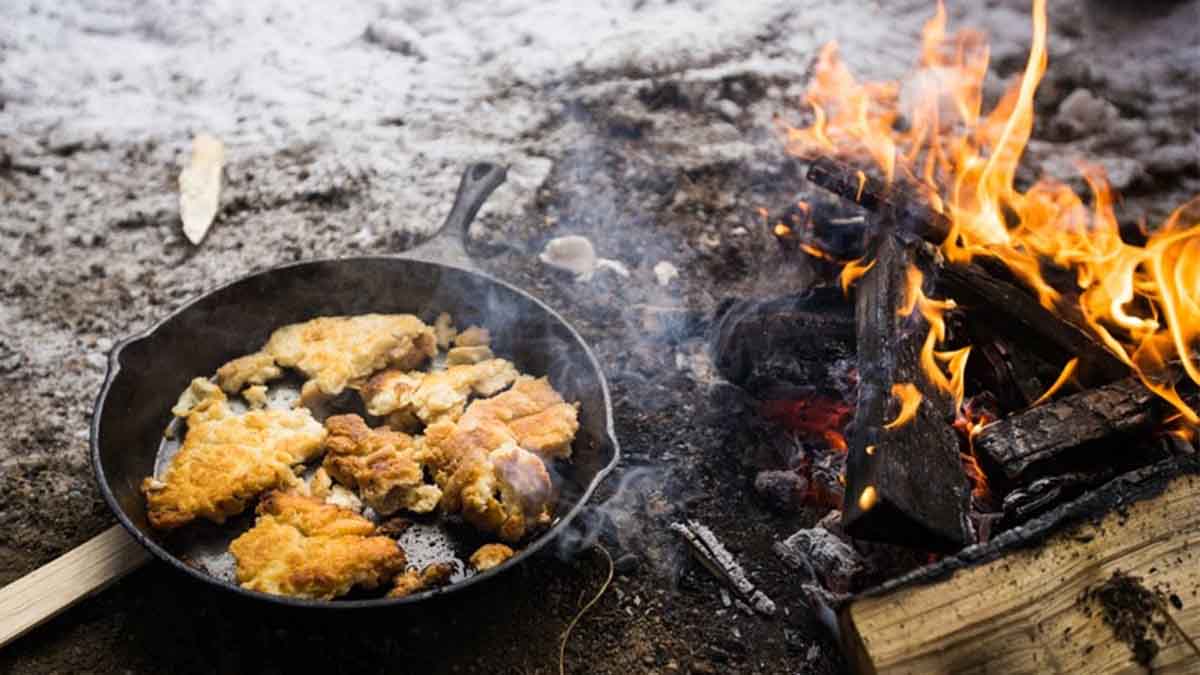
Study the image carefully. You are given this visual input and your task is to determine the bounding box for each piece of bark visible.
[976,376,1197,479]
[840,470,1200,674]
[178,133,224,245]
[842,231,971,551]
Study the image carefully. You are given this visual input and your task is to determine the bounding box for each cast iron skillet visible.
[91,163,620,608]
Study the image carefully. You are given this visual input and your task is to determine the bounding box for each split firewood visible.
[178,133,225,245]
[669,520,776,616]
[807,156,1128,387]
[840,468,1200,673]
[976,375,1199,479]
[842,230,971,551]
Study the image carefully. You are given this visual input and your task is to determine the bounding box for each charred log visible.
[842,230,971,551]
[976,376,1198,479]
[711,286,855,398]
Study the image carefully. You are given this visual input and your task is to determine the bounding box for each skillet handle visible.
[0,524,151,649]
[404,162,508,267]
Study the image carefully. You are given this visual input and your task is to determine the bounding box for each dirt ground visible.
[1,1,1197,673]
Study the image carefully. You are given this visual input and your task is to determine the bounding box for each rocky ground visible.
[1,0,1197,673]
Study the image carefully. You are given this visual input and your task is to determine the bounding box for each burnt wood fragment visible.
[806,157,950,244]
[976,376,1199,479]
[842,231,971,551]
[806,156,1129,386]
[711,287,854,398]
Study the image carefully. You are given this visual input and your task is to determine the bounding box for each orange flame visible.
[884,382,923,429]
[1031,357,1079,407]
[899,265,971,412]
[783,0,1200,429]
[840,256,876,295]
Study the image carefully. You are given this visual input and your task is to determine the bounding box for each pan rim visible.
[90,254,621,609]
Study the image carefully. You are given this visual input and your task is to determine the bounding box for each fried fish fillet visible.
[322,414,441,515]
[142,378,327,530]
[358,359,519,424]
[258,314,436,397]
[386,562,456,599]
[229,491,406,599]
[442,442,554,542]
[423,376,580,484]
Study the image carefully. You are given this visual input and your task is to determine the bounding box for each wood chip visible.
[179,133,225,245]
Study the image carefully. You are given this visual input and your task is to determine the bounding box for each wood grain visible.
[842,473,1200,674]
[0,524,152,649]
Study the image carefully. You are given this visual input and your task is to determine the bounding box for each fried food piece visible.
[446,345,494,365]
[469,543,515,571]
[443,442,554,542]
[215,352,283,394]
[424,377,579,484]
[143,379,327,530]
[359,359,519,424]
[229,492,406,599]
[242,384,269,409]
[261,314,436,397]
[386,562,456,598]
[454,326,490,347]
[433,312,457,349]
[322,414,441,515]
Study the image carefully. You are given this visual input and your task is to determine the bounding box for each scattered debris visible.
[670,519,776,616]
[653,261,679,286]
[539,235,628,281]
[178,133,224,245]
[364,19,426,58]
[1079,571,1168,666]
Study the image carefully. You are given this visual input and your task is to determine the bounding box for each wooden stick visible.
[841,231,971,551]
[0,524,151,649]
[976,375,1197,479]
[840,471,1200,674]
[670,520,776,616]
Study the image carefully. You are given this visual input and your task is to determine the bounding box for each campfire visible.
[714,0,1199,669]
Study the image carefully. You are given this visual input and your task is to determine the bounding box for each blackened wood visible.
[807,156,1129,386]
[842,231,971,551]
[919,246,1129,386]
[976,376,1198,479]
[711,287,855,397]
[806,157,951,244]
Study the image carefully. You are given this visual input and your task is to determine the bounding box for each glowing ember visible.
[760,397,852,452]
[783,0,1200,428]
[883,382,922,429]
[858,485,878,511]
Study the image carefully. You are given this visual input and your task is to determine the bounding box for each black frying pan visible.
[90,163,620,608]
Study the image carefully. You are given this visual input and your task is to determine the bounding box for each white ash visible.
[773,527,863,594]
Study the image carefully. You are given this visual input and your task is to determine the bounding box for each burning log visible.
[840,465,1200,673]
[807,157,1129,387]
[976,375,1198,479]
[842,230,971,551]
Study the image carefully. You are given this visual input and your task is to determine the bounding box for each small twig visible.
[670,520,777,616]
[559,544,614,675]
